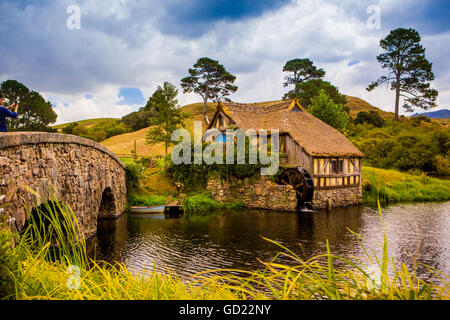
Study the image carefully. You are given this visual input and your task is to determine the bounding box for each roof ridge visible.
[223,100,291,114]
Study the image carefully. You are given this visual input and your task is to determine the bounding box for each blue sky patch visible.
[117,87,145,105]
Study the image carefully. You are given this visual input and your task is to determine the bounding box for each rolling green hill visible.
[53,118,119,132]
[100,103,217,157]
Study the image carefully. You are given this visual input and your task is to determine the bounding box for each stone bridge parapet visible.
[0,132,127,239]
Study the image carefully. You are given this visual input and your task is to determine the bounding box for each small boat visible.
[129,205,165,214]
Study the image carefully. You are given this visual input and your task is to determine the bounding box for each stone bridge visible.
[0,132,127,239]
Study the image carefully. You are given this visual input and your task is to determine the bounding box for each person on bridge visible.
[0,94,19,132]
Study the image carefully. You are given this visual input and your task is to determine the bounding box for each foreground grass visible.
[2,221,448,300]
[362,166,450,205]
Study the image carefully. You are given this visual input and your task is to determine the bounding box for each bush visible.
[355,111,385,127]
[182,192,223,214]
[165,140,266,191]
[412,115,431,126]
[349,118,450,175]
[62,122,79,134]
[434,155,450,176]
[125,162,147,191]
[121,110,153,131]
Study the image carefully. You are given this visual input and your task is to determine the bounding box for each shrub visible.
[125,162,147,191]
[355,111,385,127]
[62,122,79,134]
[434,155,450,176]
[165,140,266,191]
[182,192,223,214]
[349,118,450,175]
[412,115,431,126]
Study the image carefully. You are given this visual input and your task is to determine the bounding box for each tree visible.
[283,58,325,98]
[0,80,57,131]
[146,82,189,155]
[309,90,350,132]
[181,57,238,122]
[121,111,152,131]
[367,28,438,120]
[285,79,347,107]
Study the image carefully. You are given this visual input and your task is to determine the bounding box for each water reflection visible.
[89,202,450,282]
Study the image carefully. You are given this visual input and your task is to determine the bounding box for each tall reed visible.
[19,186,88,268]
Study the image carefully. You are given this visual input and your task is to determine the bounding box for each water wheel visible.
[277,167,314,211]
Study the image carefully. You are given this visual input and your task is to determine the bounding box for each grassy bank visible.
[362,166,450,205]
[182,192,245,215]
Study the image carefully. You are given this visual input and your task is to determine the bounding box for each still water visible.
[90,202,450,282]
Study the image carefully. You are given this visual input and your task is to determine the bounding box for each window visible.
[216,134,227,143]
[331,159,344,174]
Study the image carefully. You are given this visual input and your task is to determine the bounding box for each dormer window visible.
[291,104,302,112]
[216,134,227,143]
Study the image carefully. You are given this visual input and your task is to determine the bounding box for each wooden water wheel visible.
[277,167,314,210]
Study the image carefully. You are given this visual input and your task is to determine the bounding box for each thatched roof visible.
[208,100,364,158]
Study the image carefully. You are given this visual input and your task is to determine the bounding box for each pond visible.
[89,202,450,283]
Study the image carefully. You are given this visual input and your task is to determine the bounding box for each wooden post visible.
[326,199,332,212]
[134,140,137,162]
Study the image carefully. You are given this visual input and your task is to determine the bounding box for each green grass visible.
[0,188,448,300]
[182,192,245,215]
[127,194,168,207]
[362,166,450,205]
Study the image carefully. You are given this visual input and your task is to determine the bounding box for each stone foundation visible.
[312,186,363,209]
[207,177,298,211]
[207,176,363,211]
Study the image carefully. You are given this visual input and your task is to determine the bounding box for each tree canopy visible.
[367,28,438,120]
[285,78,347,108]
[0,80,57,132]
[309,90,350,132]
[283,58,325,97]
[146,82,189,155]
[180,57,238,121]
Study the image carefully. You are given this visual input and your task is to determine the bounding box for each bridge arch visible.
[0,132,127,239]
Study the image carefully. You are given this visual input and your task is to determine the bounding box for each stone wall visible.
[207,177,298,211]
[207,176,363,211]
[0,132,127,239]
[313,186,363,209]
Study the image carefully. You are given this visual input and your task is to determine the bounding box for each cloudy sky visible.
[1,0,449,124]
